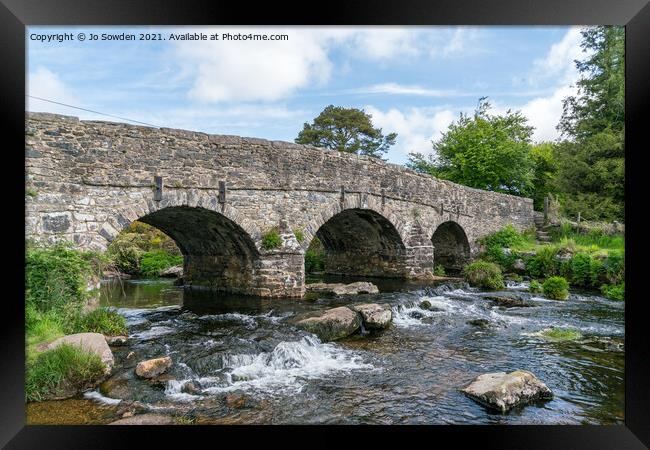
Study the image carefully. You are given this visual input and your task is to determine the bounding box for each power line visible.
[26,95,160,128]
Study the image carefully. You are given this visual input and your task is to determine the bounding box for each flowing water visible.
[27,276,624,425]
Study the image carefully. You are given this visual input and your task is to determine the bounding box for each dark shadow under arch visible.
[314,208,407,278]
[138,206,260,292]
[431,221,470,273]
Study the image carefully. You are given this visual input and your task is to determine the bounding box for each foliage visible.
[539,327,582,341]
[542,276,570,300]
[261,228,282,250]
[26,343,105,402]
[107,221,182,276]
[530,143,559,211]
[26,243,94,322]
[26,188,38,198]
[464,261,505,290]
[525,246,561,279]
[555,26,624,221]
[294,229,305,243]
[601,282,624,301]
[305,236,326,273]
[551,226,624,251]
[433,265,447,277]
[139,250,183,278]
[73,308,127,336]
[602,250,624,284]
[568,253,603,288]
[295,105,397,159]
[529,280,543,293]
[406,98,535,196]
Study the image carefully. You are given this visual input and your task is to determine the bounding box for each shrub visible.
[602,250,624,284]
[139,250,183,277]
[294,229,305,243]
[261,228,282,250]
[26,243,94,321]
[601,282,624,301]
[525,246,560,278]
[542,276,569,300]
[480,224,525,249]
[26,343,106,402]
[569,253,603,288]
[529,280,543,293]
[106,233,143,274]
[464,261,505,290]
[540,327,582,341]
[74,308,127,336]
[433,265,447,276]
[305,236,326,273]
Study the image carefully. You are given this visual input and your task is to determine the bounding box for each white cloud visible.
[347,28,419,60]
[350,83,468,97]
[27,67,80,114]
[530,27,587,86]
[519,85,576,142]
[365,106,460,163]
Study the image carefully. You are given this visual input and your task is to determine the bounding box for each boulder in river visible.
[293,306,361,341]
[105,335,128,346]
[466,318,490,328]
[305,281,379,296]
[461,370,553,412]
[160,265,183,278]
[485,295,533,308]
[349,303,392,329]
[47,332,114,372]
[135,356,172,379]
[419,300,432,310]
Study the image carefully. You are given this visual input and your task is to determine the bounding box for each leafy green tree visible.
[407,98,535,196]
[530,142,558,211]
[555,26,624,221]
[295,105,397,158]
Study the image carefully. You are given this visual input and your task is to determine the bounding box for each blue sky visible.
[27,26,590,165]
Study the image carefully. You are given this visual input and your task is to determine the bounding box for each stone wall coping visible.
[26,111,533,205]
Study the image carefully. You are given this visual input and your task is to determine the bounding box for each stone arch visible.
[304,201,409,278]
[98,190,263,294]
[431,221,470,273]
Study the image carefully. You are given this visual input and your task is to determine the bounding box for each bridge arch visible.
[431,220,470,273]
[304,202,409,278]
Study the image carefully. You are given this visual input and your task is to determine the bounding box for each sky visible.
[26,26,590,165]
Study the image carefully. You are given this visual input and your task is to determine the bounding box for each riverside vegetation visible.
[25,222,184,402]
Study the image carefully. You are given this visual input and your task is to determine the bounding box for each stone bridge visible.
[25,112,534,298]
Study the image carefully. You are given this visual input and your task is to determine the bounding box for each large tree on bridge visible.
[406,98,535,196]
[295,105,397,159]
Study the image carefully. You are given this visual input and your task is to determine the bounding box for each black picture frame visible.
[2,0,648,447]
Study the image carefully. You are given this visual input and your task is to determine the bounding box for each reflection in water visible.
[30,277,624,425]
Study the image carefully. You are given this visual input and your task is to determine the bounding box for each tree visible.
[555,26,624,221]
[406,98,535,196]
[530,142,558,211]
[295,105,397,158]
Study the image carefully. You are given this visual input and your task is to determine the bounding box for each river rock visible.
[485,295,533,308]
[349,303,392,329]
[461,370,553,412]
[102,269,131,280]
[105,335,128,346]
[419,300,432,310]
[47,332,114,372]
[225,393,247,409]
[160,265,183,278]
[108,413,176,425]
[182,381,202,395]
[135,356,172,379]
[293,306,361,341]
[467,318,490,328]
[512,259,526,273]
[305,282,379,296]
[100,372,135,400]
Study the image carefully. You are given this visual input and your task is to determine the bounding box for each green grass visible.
[601,282,624,301]
[25,343,106,402]
[261,228,282,250]
[73,308,127,336]
[293,229,305,243]
[539,327,583,341]
[139,250,183,277]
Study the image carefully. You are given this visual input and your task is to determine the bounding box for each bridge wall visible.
[25,112,535,297]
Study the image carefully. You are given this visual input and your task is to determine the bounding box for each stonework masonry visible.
[25,112,535,298]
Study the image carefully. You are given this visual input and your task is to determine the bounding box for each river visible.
[26,276,624,425]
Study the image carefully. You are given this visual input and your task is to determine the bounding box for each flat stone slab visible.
[484,295,533,308]
[461,370,553,412]
[47,332,114,370]
[109,413,176,425]
[160,265,183,277]
[349,303,392,329]
[294,306,361,342]
[305,282,379,296]
[135,356,172,379]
